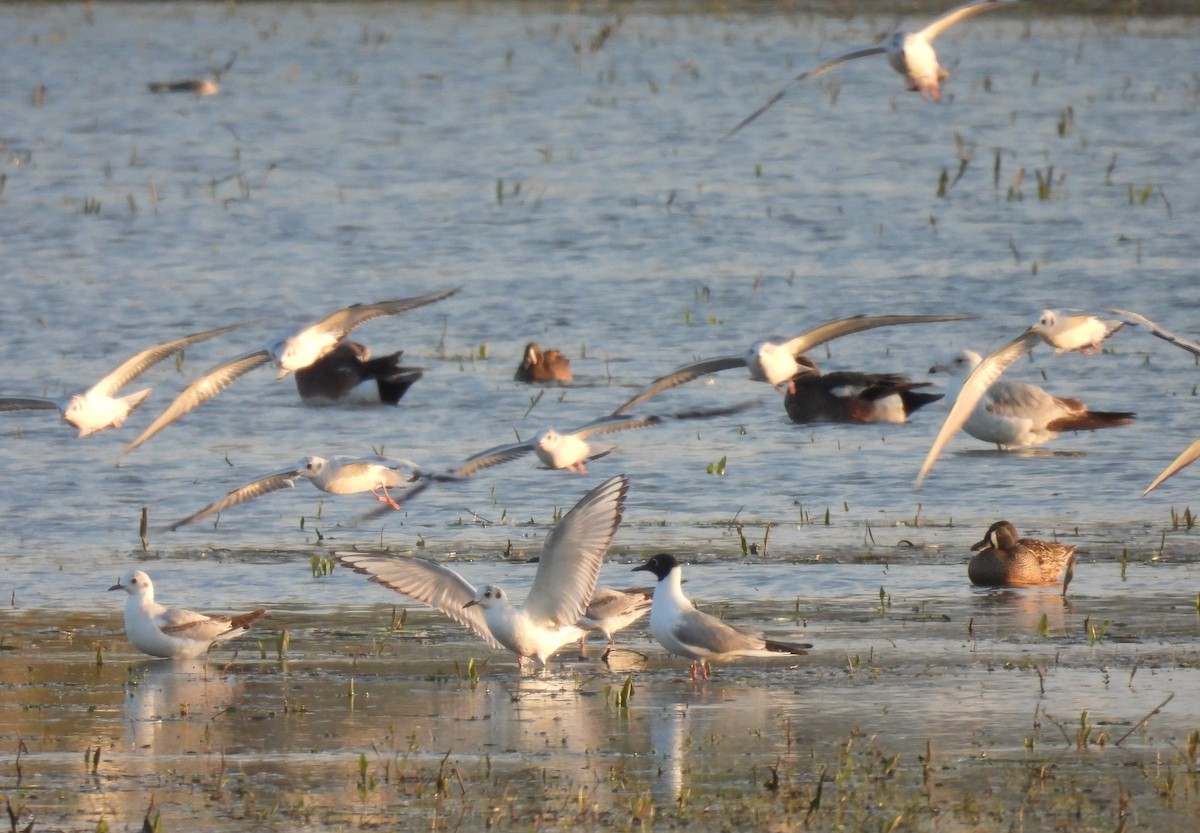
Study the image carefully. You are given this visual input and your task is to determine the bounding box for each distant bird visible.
[337,475,629,669]
[459,401,758,475]
[147,79,219,95]
[614,313,972,414]
[109,570,266,659]
[294,342,423,405]
[926,349,1134,449]
[633,554,811,679]
[783,357,942,424]
[0,322,245,438]
[578,586,655,646]
[125,289,456,452]
[968,521,1076,590]
[515,343,572,383]
[166,455,427,531]
[723,0,1014,140]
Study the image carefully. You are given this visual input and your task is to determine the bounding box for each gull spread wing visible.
[124,349,272,452]
[166,467,302,531]
[918,0,1009,42]
[1109,309,1200,359]
[915,330,1039,487]
[309,289,459,341]
[524,474,629,626]
[453,439,538,476]
[90,321,251,398]
[0,396,65,415]
[780,313,976,356]
[335,552,501,649]
[721,46,886,142]
[614,356,747,414]
[1144,437,1200,497]
[576,400,759,438]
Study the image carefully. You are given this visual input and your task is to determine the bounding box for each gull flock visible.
[4,1,1198,674]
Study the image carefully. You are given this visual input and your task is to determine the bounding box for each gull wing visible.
[524,474,629,627]
[1109,308,1200,359]
[575,400,759,438]
[90,321,251,398]
[1143,437,1200,497]
[918,0,1010,42]
[915,329,1039,487]
[780,313,975,357]
[166,467,302,531]
[0,396,65,415]
[156,608,242,641]
[672,607,767,656]
[613,355,747,414]
[335,552,501,649]
[721,46,886,141]
[452,439,537,476]
[309,288,459,341]
[124,349,272,452]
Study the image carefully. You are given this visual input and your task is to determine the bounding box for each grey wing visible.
[524,474,630,626]
[313,288,459,340]
[613,355,748,414]
[574,401,758,439]
[0,396,65,415]
[124,349,272,452]
[919,0,1009,42]
[90,321,251,398]
[720,46,886,142]
[585,586,653,620]
[672,608,763,655]
[166,468,301,531]
[335,552,500,649]
[782,313,975,357]
[451,439,537,477]
[157,608,237,641]
[915,330,1039,487]
[1143,437,1200,496]
[1110,309,1200,359]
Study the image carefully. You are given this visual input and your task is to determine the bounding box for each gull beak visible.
[631,562,650,573]
[463,599,478,609]
[107,579,125,591]
[276,367,292,380]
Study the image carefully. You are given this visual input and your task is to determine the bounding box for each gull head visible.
[299,456,330,479]
[1035,309,1060,331]
[928,349,982,379]
[464,584,508,610]
[109,569,154,600]
[633,553,681,581]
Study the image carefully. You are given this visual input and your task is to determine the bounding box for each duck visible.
[968,521,1077,588]
[147,79,220,96]
[293,342,423,405]
[514,342,572,383]
[926,349,1135,449]
[783,357,942,424]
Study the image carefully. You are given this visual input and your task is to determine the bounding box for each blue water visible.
[2,3,1200,614]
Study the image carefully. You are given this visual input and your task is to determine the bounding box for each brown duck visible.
[969,521,1076,589]
[514,342,572,383]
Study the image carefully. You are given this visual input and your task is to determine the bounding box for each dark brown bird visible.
[147,79,219,95]
[969,521,1077,589]
[515,342,572,383]
[783,357,942,424]
[294,342,422,405]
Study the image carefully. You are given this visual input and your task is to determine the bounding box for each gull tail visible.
[228,609,268,631]
[1047,409,1136,433]
[763,638,813,656]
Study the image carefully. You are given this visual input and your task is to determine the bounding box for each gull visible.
[782,356,943,424]
[294,342,424,405]
[633,554,812,679]
[108,570,266,659]
[723,0,1014,140]
[968,521,1076,592]
[0,322,246,438]
[166,455,425,531]
[457,401,759,475]
[578,586,655,646]
[614,313,974,414]
[930,349,1135,447]
[1034,309,1124,354]
[125,288,457,451]
[336,474,629,669]
[514,342,572,383]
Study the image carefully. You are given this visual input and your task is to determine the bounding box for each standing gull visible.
[633,554,811,679]
[109,570,266,659]
[0,322,245,438]
[614,313,973,414]
[723,0,1015,140]
[125,289,456,451]
[336,474,629,669]
[578,586,655,646]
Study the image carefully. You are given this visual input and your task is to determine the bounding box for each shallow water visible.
[3,2,1200,829]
